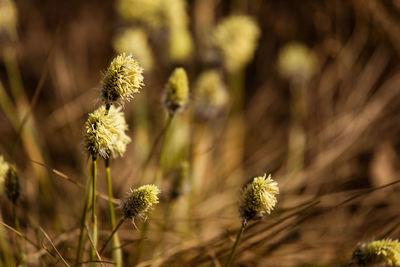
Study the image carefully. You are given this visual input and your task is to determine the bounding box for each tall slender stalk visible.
[90,157,98,261]
[105,159,122,267]
[99,218,125,255]
[75,173,93,265]
[224,224,246,267]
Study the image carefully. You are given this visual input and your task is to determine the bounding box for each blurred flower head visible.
[116,0,163,28]
[102,53,144,105]
[0,0,17,40]
[194,70,228,119]
[213,15,261,72]
[164,67,189,114]
[5,165,19,204]
[113,28,154,71]
[277,42,317,84]
[84,105,131,159]
[122,184,160,220]
[168,28,193,62]
[240,174,279,224]
[351,239,400,267]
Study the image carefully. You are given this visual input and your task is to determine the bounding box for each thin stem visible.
[99,218,125,255]
[105,159,122,267]
[224,225,246,267]
[75,172,93,265]
[90,158,98,260]
[13,204,27,267]
[142,114,174,172]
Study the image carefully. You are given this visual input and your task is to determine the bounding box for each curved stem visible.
[99,218,125,255]
[13,204,27,267]
[224,225,246,267]
[105,159,122,267]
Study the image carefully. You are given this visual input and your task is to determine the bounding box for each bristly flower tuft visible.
[351,239,400,267]
[164,67,189,114]
[239,174,279,224]
[84,105,131,159]
[5,165,19,204]
[102,53,144,105]
[122,184,160,221]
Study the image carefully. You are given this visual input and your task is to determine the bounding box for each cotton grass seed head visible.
[164,67,189,114]
[102,53,144,105]
[351,239,400,267]
[5,165,19,204]
[122,184,160,221]
[277,42,317,84]
[84,105,131,159]
[0,0,17,39]
[213,15,260,72]
[116,0,163,29]
[194,70,228,119]
[240,174,279,224]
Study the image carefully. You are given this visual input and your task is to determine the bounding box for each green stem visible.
[224,225,246,267]
[99,218,125,255]
[90,158,98,261]
[105,159,122,267]
[75,171,93,265]
[13,205,27,267]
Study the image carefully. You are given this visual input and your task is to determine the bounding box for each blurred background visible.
[1,0,400,266]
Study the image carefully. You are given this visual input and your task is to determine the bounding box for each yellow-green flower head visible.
[0,0,17,39]
[163,0,189,29]
[213,15,261,72]
[194,70,228,118]
[102,53,144,105]
[122,184,160,220]
[277,42,317,84]
[116,0,163,28]
[240,174,279,223]
[84,105,131,159]
[169,28,193,62]
[113,28,154,71]
[5,165,19,204]
[0,156,10,193]
[351,239,400,267]
[164,67,189,113]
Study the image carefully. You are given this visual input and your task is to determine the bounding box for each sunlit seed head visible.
[122,184,160,220]
[240,174,279,223]
[163,0,189,29]
[213,15,261,72]
[277,42,317,84]
[116,0,163,28]
[84,105,131,159]
[164,67,189,114]
[102,53,144,105]
[5,165,19,204]
[0,0,17,39]
[0,156,9,194]
[351,239,400,267]
[194,70,228,118]
[168,28,193,62]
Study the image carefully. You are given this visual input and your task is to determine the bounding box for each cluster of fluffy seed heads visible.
[84,105,131,159]
[351,239,400,267]
[0,156,19,204]
[239,174,279,224]
[122,184,160,220]
[277,42,317,84]
[102,53,144,105]
[194,70,228,119]
[213,15,261,72]
[164,67,189,114]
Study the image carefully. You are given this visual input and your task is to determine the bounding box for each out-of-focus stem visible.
[13,205,27,267]
[105,159,122,267]
[224,225,246,267]
[90,158,98,261]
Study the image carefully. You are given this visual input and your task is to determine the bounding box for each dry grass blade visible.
[40,227,71,267]
[84,225,106,267]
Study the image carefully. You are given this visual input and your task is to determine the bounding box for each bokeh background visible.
[1,0,400,266]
